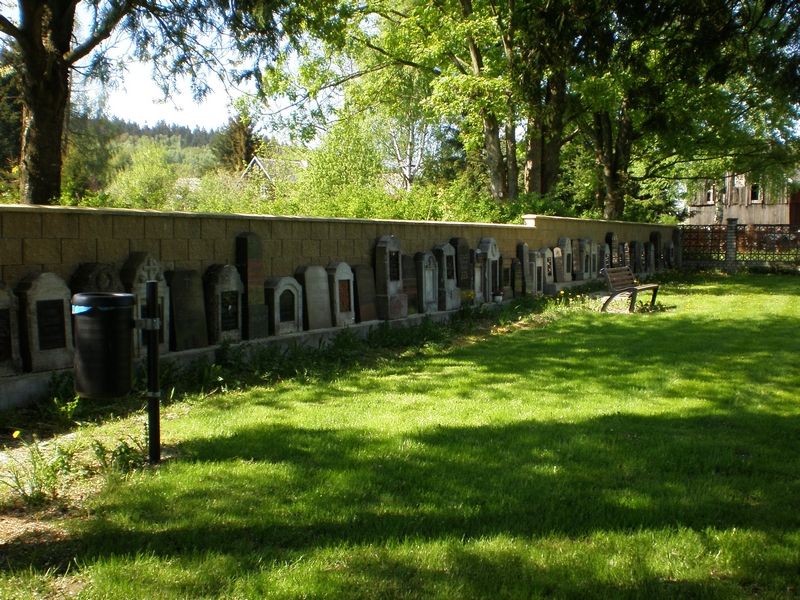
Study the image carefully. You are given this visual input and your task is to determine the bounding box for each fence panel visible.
[736,224,800,264]
[681,225,726,266]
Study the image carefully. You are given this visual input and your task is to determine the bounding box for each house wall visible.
[684,203,790,226]
[0,205,676,287]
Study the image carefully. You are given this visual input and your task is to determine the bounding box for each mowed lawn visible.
[2,274,799,599]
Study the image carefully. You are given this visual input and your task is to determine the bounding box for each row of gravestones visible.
[0,230,676,378]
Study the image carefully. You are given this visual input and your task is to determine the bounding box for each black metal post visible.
[145,280,161,464]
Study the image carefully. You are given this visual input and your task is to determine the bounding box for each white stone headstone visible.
[265,276,303,335]
[374,236,408,320]
[16,273,73,372]
[121,252,170,356]
[296,265,333,331]
[326,262,355,327]
[433,243,461,311]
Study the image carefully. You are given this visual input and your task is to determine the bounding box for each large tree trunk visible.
[592,99,633,220]
[523,72,567,196]
[504,109,517,201]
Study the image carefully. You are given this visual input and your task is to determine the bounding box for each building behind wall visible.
[683,173,800,228]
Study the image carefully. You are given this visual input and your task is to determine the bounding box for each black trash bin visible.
[72,292,135,399]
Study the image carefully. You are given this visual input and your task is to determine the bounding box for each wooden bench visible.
[600,266,659,312]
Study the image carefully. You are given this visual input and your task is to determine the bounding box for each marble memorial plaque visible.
[295,265,332,330]
[539,247,555,286]
[326,262,355,327]
[553,247,566,283]
[414,251,439,313]
[15,273,73,372]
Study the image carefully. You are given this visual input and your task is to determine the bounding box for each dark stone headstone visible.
[166,269,208,351]
[557,237,573,281]
[539,247,554,286]
[265,276,303,335]
[374,235,408,320]
[70,263,124,294]
[511,258,524,298]
[479,238,500,297]
[204,264,243,345]
[121,252,170,356]
[295,265,333,331]
[450,237,473,294]
[352,265,378,323]
[606,232,619,267]
[235,232,269,340]
[15,273,73,372]
[517,242,531,295]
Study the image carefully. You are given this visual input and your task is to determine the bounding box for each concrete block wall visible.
[0,205,677,289]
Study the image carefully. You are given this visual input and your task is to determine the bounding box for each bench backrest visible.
[603,266,637,291]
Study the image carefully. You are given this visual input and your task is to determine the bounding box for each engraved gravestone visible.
[600,244,611,271]
[539,247,554,287]
[70,263,124,294]
[352,264,378,323]
[650,232,663,270]
[511,258,524,298]
[235,232,269,340]
[295,265,333,330]
[578,239,591,281]
[553,247,566,283]
[433,242,460,311]
[0,283,21,376]
[402,254,418,314]
[478,238,501,297]
[204,264,243,345]
[121,252,170,356]
[374,236,408,320]
[265,276,303,335]
[557,238,573,281]
[532,250,544,294]
[415,251,439,313]
[517,243,532,295]
[629,241,642,273]
[665,240,675,268]
[472,249,486,305]
[327,262,355,327]
[646,242,656,275]
[15,273,73,372]
[500,256,513,298]
[450,237,473,302]
[620,242,630,267]
[166,269,208,351]
[571,239,582,281]
[589,241,599,279]
[606,232,619,267]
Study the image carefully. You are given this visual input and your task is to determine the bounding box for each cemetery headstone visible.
[589,241,599,279]
[204,264,243,345]
[295,265,333,330]
[235,232,269,340]
[449,237,473,303]
[606,232,619,266]
[70,263,124,294]
[472,249,486,305]
[539,247,555,286]
[15,272,73,372]
[326,262,356,327]
[620,242,630,267]
[516,243,532,295]
[415,251,439,313]
[0,283,21,376]
[374,236,408,320]
[120,252,170,356]
[531,250,544,295]
[600,244,611,272]
[645,242,655,275]
[478,238,501,297]
[578,239,591,281]
[166,269,208,351]
[265,276,303,335]
[557,237,573,281]
[402,254,418,314]
[352,264,378,323]
[650,232,663,270]
[553,247,566,283]
[433,242,460,311]
[665,241,676,268]
[571,239,582,280]
[511,258,524,298]
[629,241,642,273]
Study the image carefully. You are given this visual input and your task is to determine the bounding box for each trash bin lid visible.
[71,292,135,308]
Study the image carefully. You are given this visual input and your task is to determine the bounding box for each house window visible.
[751,184,761,203]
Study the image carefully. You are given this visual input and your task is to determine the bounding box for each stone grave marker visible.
[589,241,599,279]
[352,264,378,323]
[204,264,243,345]
[235,232,269,340]
[472,249,486,304]
[606,232,619,266]
[374,236,408,320]
[415,251,439,313]
[511,258,524,297]
[265,276,303,335]
[629,241,642,273]
[557,237,573,281]
[326,262,355,327]
[600,244,611,272]
[499,256,513,298]
[449,237,473,303]
[646,242,656,274]
[166,269,208,351]
[478,238,501,297]
[69,263,124,294]
[433,243,460,311]
[539,247,555,287]
[531,250,544,294]
[553,247,566,282]
[402,254,418,314]
[15,272,73,372]
[665,240,676,268]
[571,239,582,281]
[650,232,663,270]
[620,242,630,267]
[578,239,591,281]
[120,252,170,356]
[295,265,333,330]
[0,283,21,376]
[517,242,532,295]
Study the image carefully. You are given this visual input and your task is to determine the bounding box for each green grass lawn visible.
[2,273,799,599]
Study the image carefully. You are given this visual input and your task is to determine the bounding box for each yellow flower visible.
[12,430,21,439]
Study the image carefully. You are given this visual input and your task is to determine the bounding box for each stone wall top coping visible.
[522,213,676,230]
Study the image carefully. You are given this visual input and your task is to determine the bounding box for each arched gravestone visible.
[352,264,378,323]
[15,272,73,372]
[557,237,573,281]
[165,269,208,351]
[415,251,439,314]
[235,232,268,340]
[539,247,554,287]
[326,262,355,327]
[449,237,473,303]
[295,265,333,331]
[553,247,566,283]
[471,248,486,305]
[265,276,303,335]
[478,238,501,297]
[0,282,21,376]
[70,263,124,294]
[374,235,408,320]
[432,243,460,311]
[121,252,170,357]
[605,232,619,266]
[517,242,533,296]
[645,242,656,275]
[204,264,243,345]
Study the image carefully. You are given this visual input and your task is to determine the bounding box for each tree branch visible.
[65,0,136,64]
[0,14,21,41]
